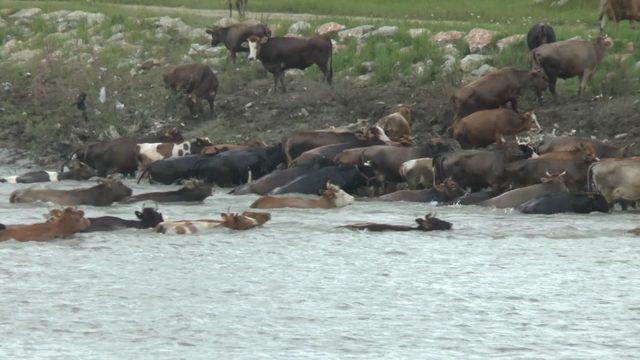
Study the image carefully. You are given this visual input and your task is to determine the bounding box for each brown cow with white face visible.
[206,23,270,63]
[600,0,640,31]
[532,36,613,97]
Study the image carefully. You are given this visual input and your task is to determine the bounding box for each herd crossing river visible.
[0,165,639,358]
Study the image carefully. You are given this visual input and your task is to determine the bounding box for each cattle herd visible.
[2,2,640,241]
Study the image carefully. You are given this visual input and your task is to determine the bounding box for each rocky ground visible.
[0,6,639,165]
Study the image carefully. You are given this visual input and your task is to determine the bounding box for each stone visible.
[470,64,496,77]
[42,10,70,21]
[635,61,640,71]
[551,0,570,7]
[333,44,348,54]
[108,33,125,42]
[9,8,42,20]
[111,24,125,34]
[138,58,161,71]
[65,11,106,26]
[359,26,398,41]
[614,133,628,139]
[9,49,41,62]
[624,41,635,53]
[459,54,491,72]
[497,34,525,52]
[155,16,193,38]
[2,39,20,56]
[288,21,311,34]
[189,28,208,40]
[408,28,427,38]
[354,73,373,85]
[442,43,459,57]
[361,61,374,73]
[338,25,375,41]
[440,55,456,75]
[216,17,238,27]
[316,22,346,35]
[431,31,464,45]
[286,69,305,77]
[465,28,496,54]
[284,33,304,38]
[411,62,428,77]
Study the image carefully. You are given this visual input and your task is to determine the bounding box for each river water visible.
[0,165,639,359]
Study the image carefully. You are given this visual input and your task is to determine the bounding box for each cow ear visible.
[260,37,269,44]
[241,41,249,48]
[206,28,214,35]
[50,209,63,218]
[135,211,143,219]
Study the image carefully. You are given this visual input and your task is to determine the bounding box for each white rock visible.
[497,34,525,53]
[614,133,628,139]
[108,33,125,42]
[338,25,375,41]
[411,62,428,77]
[216,17,238,27]
[359,26,398,42]
[42,10,70,21]
[288,21,311,34]
[470,64,496,77]
[65,11,106,26]
[465,28,496,54]
[459,54,491,72]
[431,31,464,45]
[361,61,374,73]
[10,8,42,20]
[635,61,640,71]
[155,16,193,38]
[316,22,346,35]
[99,87,107,104]
[408,28,427,38]
[355,73,373,85]
[8,49,41,62]
[286,69,305,77]
[440,55,457,75]
[442,43,459,57]
[189,28,208,40]
[2,39,20,56]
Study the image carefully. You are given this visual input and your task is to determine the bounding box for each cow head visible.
[594,35,614,49]
[321,182,355,207]
[61,159,97,180]
[206,26,224,47]
[97,176,133,198]
[190,137,213,154]
[415,213,453,231]
[159,128,184,142]
[434,178,465,200]
[135,207,164,228]
[540,170,574,190]
[242,35,269,61]
[393,104,413,122]
[220,211,271,230]
[49,207,90,233]
[523,112,542,132]
[528,69,549,93]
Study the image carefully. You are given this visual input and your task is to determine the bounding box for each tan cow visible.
[375,105,412,141]
[399,158,434,189]
[453,109,541,149]
[0,208,90,242]
[590,157,640,204]
[250,183,354,209]
[600,0,640,31]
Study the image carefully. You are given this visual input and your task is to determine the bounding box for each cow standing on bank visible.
[599,0,640,31]
[243,35,333,92]
[163,63,219,119]
[206,23,271,63]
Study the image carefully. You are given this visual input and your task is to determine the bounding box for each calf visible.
[375,105,412,141]
[207,23,270,62]
[339,214,452,232]
[453,109,541,149]
[155,211,269,234]
[399,158,433,189]
[0,208,89,242]
[452,67,548,119]
[136,138,212,173]
[599,0,640,31]
[1,160,96,184]
[517,192,611,214]
[10,176,132,206]
[121,180,213,204]
[251,183,354,209]
[589,157,640,204]
[527,22,556,50]
[164,63,218,119]
[82,208,164,232]
[244,35,333,92]
[532,36,613,97]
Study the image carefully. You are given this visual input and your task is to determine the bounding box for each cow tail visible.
[9,190,19,204]
[328,43,333,85]
[136,167,150,184]
[433,155,444,186]
[587,162,597,193]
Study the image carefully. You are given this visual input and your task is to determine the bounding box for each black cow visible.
[138,155,205,185]
[82,208,164,232]
[206,23,271,63]
[231,166,311,195]
[244,35,333,92]
[527,22,556,50]
[517,192,611,214]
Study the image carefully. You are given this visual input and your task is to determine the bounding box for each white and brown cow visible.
[590,157,640,204]
[155,211,270,234]
[399,158,433,189]
[136,138,212,173]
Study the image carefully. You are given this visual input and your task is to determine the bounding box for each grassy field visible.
[0,0,639,161]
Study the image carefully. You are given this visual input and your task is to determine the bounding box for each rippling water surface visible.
[0,165,639,359]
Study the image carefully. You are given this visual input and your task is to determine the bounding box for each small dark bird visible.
[75,92,87,111]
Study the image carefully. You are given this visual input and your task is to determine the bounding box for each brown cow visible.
[452,67,548,118]
[375,105,412,141]
[250,183,354,209]
[589,157,640,204]
[206,23,270,63]
[507,148,599,189]
[244,35,332,92]
[480,171,572,208]
[163,63,219,119]
[532,36,613,97]
[600,0,640,31]
[375,178,465,203]
[339,214,452,232]
[453,109,541,149]
[226,0,248,18]
[201,140,267,155]
[155,210,269,234]
[10,176,132,206]
[537,136,632,159]
[0,208,89,242]
[220,211,271,230]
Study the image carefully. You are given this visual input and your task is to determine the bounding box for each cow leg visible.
[509,98,518,112]
[600,15,607,33]
[272,73,279,93]
[207,98,215,119]
[230,51,237,64]
[580,69,592,95]
[577,74,583,95]
[279,72,287,93]
[546,72,558,99]
[318,62,329,83]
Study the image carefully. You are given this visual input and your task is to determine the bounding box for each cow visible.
[78,129,184,177]
[201,140,267,155]
[136,138,212,173]
[532,36,613,97]
[479,171,571,208]
[155,211,270,234]
[10,176,132,206]
[251,182,354,209]
[206,23,270,63]
[630,227,640,235]
[453,109,541,149]
[283,126,391,166]
[375,105,412,141]
[243,35,333,92]
[433,143,531,192]
[375,178,465,203]
[339,214,452,232]
[399,158,433,189]
[452,68,548,119]
[517,192,611,214]
[0,160,96,184]
[0,208,89,242]
[269,165,371,195]
[120,180,213,204]
[226,0,248,18]
[599,0,640,31]
[82,207,164,232]
[589,157,640,204]
[506,148,599,189]
[527,23,556,50]
[231,166,311,195]
[163,63,218,119]
[537,136,632,159]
